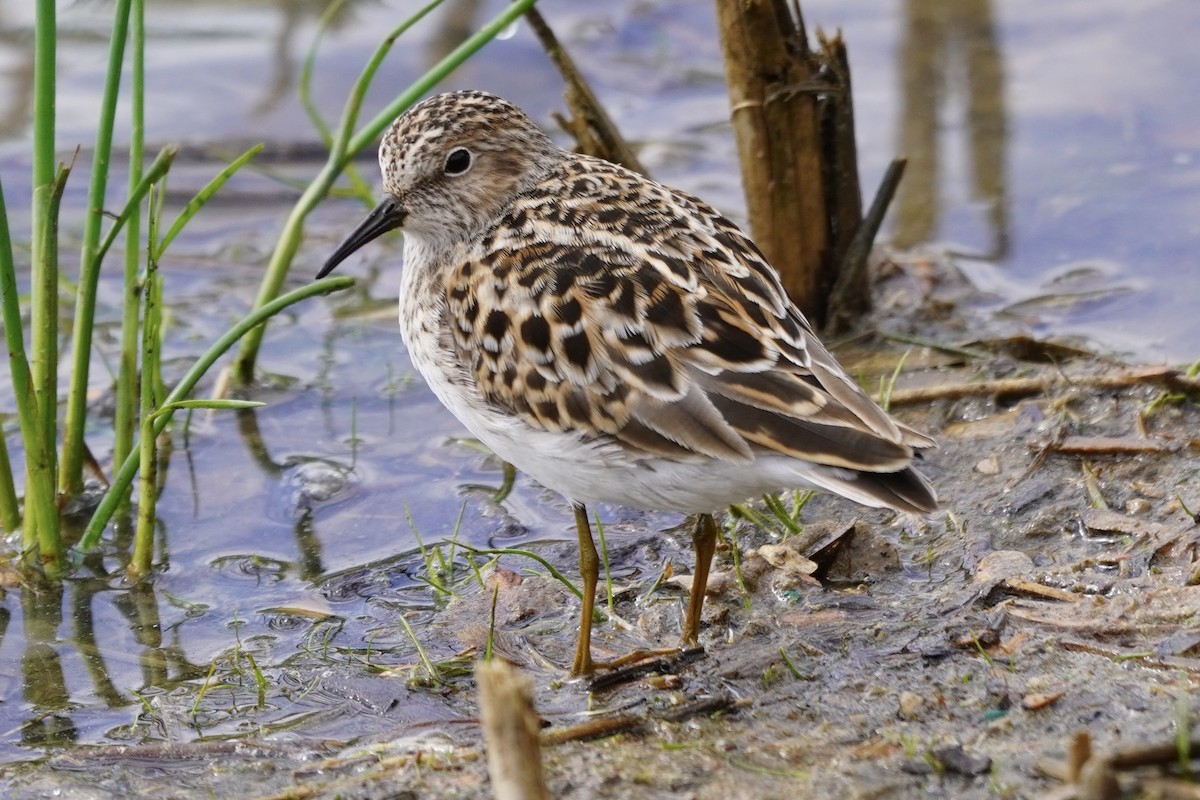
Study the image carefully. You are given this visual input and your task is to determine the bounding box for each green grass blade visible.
[60,144,175,503]
[0,176,25,533]
[298,0,345,146]
[59,0,133,497]
[77,276,356,552]
[878,350,910,413]
[92,146,177,281]
[595,511,615,613]
[458,544,583,600]
[31,0,55,191]
[231,0,447,383]
[113,0,147,503]
[328,0,448,163]
[150,400,265,419]
[154,144,264,259]
[131,245,162,579]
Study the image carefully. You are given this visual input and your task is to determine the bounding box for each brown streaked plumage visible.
[320,90,937,675]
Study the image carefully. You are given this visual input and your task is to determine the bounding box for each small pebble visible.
[1021,691,1065,710]
[975,455,1001,475]
[1125,497,1151,514]
[898,691,924,720]
[932,744,992,776]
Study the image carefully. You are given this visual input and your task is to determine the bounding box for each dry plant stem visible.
[1053,436,1167,455]
[1000,578,1080,603]
[715,0,838,324]
[587,647,706,692]
[476,660,549,800]
[1042,732,1200,797]
[1053,640,1200,673]
[820,32,865,273]
[884,365,1200,407]
[525,7,646,173]
[655,693,739,722]
[1140,779,1200,800]
[541,714,645,746]
[827,157,906,333]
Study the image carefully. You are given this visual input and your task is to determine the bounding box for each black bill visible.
[317,194,406,278]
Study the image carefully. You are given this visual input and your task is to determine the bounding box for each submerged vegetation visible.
[0,0,535,576]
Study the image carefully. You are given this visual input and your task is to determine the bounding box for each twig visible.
[477,660,550,800]
[884,366,1200,407]
[525,8,646,173]
[828,157,906,332]
[541,714,645,746]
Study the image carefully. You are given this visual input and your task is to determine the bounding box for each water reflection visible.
[893,0,1008,258]
[252,1,354,116]
[427,0,485,64]
[0,17,32,140]
[19,582,74,749]
[69,575,125,709]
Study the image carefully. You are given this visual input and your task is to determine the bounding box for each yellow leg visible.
[571,503,600,676]
[682,513,718,645]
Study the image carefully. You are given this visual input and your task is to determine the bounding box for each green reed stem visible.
[131,219,161,579]
[77,276,356,553]
[155,145,262,260]
[299,0,373,203]
[299,0,341,148]
[27,164,71,572]
[0,433,16,534]
[60,0,133,497]
[232,0,540,383]
[32,0,55,193]
[113,0,146,505]
[29,0,58,547]
[0,183,21,533]
[30,0,56,339]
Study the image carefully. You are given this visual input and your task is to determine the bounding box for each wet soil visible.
[5,258,1200,799]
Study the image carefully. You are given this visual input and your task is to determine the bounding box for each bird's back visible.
[426,153,936,514]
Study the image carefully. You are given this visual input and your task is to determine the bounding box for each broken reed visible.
[714,0,872,329]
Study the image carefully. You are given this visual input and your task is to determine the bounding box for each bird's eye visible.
[444,147,473,176]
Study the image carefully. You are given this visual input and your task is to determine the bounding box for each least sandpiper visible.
[319,90,936,675]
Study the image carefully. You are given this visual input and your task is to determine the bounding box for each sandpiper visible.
[319,90,936,675]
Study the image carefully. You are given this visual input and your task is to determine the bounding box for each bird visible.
[318,90,936,676]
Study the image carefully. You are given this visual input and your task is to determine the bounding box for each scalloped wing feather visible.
[444,155,929,477]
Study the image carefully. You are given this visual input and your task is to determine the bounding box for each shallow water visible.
[0,0,1197,769]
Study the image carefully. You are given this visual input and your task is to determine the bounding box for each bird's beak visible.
[317,194,407,278]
